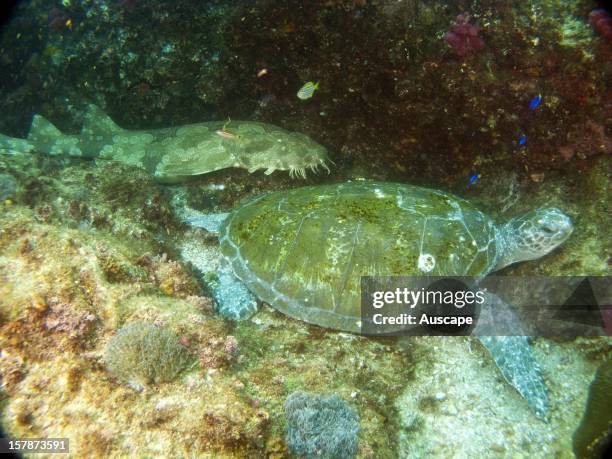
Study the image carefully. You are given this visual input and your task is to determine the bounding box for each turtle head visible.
[495,207,573,270]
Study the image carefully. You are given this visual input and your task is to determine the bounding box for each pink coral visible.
[224,335,239,356]
[589,9,612,40]
[43,297,97,339]
[444,13,485,57]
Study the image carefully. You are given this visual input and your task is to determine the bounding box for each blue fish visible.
[468,173,480,185]
[529,94,542,110]
[519,134,527,145]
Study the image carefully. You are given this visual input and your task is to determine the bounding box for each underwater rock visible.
[103,321,191,389]
[573,359,612,458]
[42,297,97,340]
[284,391,360,459]
[558,120,612,161]
[47,7,70,32]
[198,334,240,370]
[395,335,602,458]
[0,350,26,395]
[149,253,201,298]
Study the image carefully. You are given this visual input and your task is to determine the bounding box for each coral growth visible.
[284,391,360,459]
[444,13,485,57]
[589,9,612,40]
[199,334,240,369]
[150,253,201,298]
[43,297,97,339]
[0,350,25,395]
[103,321,191,389]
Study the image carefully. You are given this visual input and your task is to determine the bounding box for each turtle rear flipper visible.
[184,212,230,234]
[209,263,259,320]
[169,187,229,234]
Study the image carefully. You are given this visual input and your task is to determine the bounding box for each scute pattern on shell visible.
[219,181,498,332]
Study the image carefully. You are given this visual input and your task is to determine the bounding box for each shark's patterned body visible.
[0,105,329,182]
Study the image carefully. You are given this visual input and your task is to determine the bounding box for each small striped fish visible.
[215,129,239,140]
[297,81,319,100]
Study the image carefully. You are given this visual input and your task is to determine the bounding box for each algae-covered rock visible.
[573,359,612,458]
[104,321,192,389]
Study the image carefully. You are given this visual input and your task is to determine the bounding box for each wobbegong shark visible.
[0,105,330,182]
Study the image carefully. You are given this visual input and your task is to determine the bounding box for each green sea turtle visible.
[0,105,330,182]
[182,180,573,418]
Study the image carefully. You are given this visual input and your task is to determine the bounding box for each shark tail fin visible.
[81,104,123,135]
[0,133,35,156]
[27,114,63,144]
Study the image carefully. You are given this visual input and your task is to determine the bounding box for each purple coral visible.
[444,13,485,57]
[589,9,612,40]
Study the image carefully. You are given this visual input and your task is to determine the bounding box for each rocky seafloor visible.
[0,146,608,458]
[0,0,610,458]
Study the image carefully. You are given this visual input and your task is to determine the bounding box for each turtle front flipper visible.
[475,291,549,420]
[479,335,549,420]
[208,263,259,320]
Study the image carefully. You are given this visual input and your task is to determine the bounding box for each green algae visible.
[103,322,192,387]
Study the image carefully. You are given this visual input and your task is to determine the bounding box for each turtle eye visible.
[541,225,556,235]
